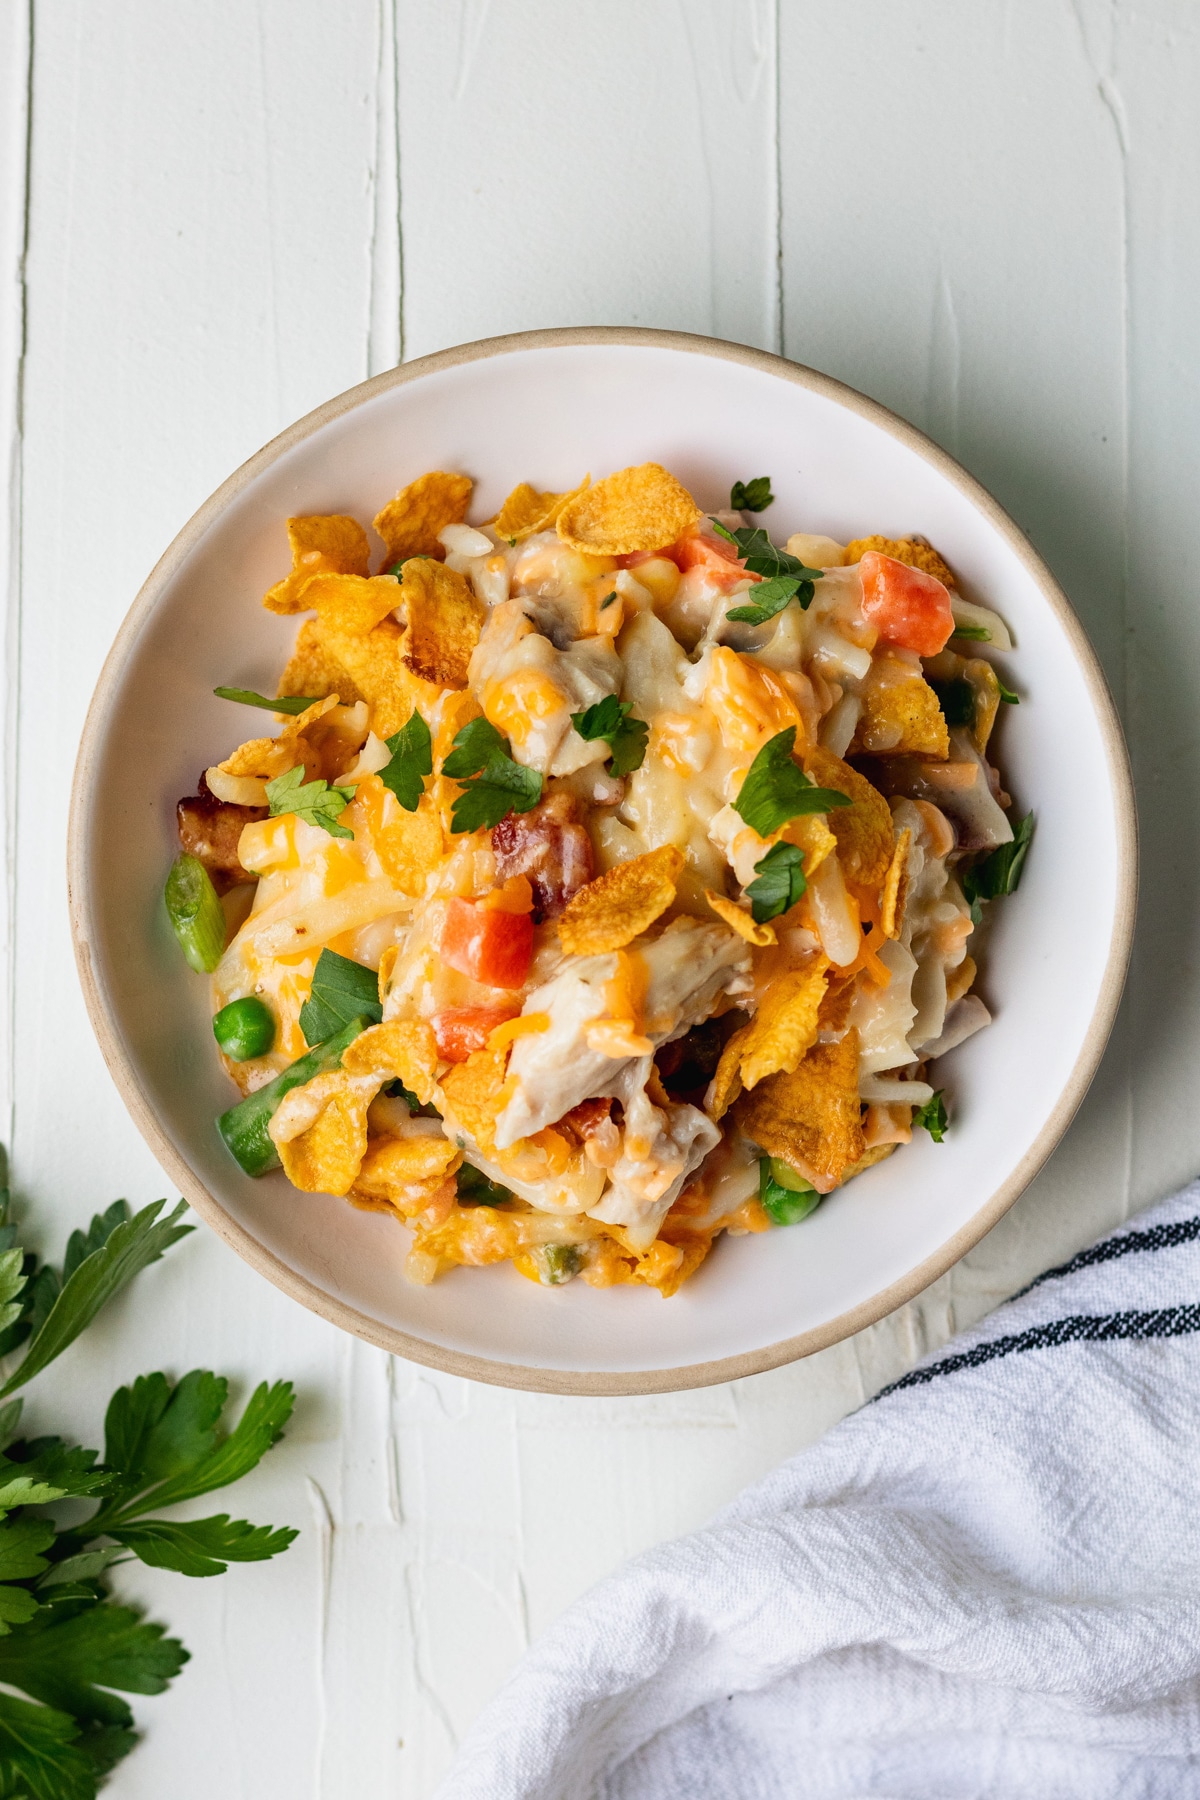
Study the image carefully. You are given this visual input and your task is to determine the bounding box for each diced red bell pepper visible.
[432,1006,518,1064]
[858,551,955,656]
[440,896,534,990]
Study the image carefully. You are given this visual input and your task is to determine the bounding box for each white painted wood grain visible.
[1,2,1197,1794]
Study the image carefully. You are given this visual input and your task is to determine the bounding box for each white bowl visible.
[68,328,1136,1395]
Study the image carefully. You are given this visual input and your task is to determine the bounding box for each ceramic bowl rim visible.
[67,325,1138,1395]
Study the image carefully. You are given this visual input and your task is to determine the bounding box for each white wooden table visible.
[1,4,1192,1792]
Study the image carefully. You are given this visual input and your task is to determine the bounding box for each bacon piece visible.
[561,1096,615,1142]
[491,791,594,922]
[176,774,266,893]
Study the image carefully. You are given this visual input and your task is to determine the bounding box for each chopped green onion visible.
[164,855,227,974]
[212,997,276,1061]
[532,1244,582,1285]
[217,1017,371,1177]
[456,1164,513,1208]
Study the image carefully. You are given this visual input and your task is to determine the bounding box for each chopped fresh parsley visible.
[758,1157,820,1226]
[927,677,975,729]
[730,477,774,512]
[709,519,816,585]
[733,728,851,838]
[913,1091,949,1143]
[996,674,1020,705]
[298,948,382,1048]
[264,765,356,839]
[599,590,618,610]
[443,718,543,834]
[744,842,807,924]
[379,710,433,812]
[213,687,321,716]
[456,1165,513,1208]
[570,695,650,778]
[726,567,821,626]
[951,622,991,642]
[960,812,1034,922]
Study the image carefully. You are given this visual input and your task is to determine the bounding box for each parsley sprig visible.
[265,765,356,839]
[570,695,649,777]
[379,710,433,812]
[442,718,543,834]
[733,729,851,838]
[960,812,1034,923]
[730,477,774,512]
[0,1160,296,1795]
[744,842,806,923]
[213,687,321,716]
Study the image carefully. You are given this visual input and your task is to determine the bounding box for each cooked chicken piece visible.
[494,919,752,1150]
[492,791,595,921]
[177,776,266,892]
[584,1058,721,1250]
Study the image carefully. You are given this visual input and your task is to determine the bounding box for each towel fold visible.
[438,1185,1200,1800]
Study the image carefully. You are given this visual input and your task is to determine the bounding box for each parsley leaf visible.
[379,710,433,812]
[710,520,815,582]
[733,729,852,838]
[996,674,1020,704]
[726,569,820,625]
[951,622,991,641]
[265,764,356,839]
[730,477,774,512]
[570,695,650,777]
[107,1516,297,1579]
[443,719,543,834]
[927,676,975,728]
[441,716,506,779]
[960,812,1034,921]
[0,1690,98,1800]
[0,1600,187,1729]
[298,948,382,1048]
[213,687,320,716]
[758,1157,820,1226]
[744,842,807,923]
[913,1091,949,1143]
[0,1202,192,1399]
[456,1165,513,1208]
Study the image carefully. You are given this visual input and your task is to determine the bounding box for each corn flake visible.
[277,617,366,708]
[305,571,400,638]
[398,557,485,688]
[709,954,831,1120]
[219,695,339,780]
[377,798,444,896]
[317,617,442,739]
[842,1141,898,1181]
[439,1042,512,1154]
[342,1019,440,1104]
[853,671,949,759]
[705,889,777,947]
[274,1073,373,1196]
[964,658,1002,753]
[558,845,685,956]
[263,515,371,615]
[373,471,472,564]
[734,1028,864,1189]
[491,478,588,542]
[880,828,911,939]
[779,811,837,878]
[804,745,895,889]
[556,463,700,556]
[844,535,956,589]
[352,1134,461,1205]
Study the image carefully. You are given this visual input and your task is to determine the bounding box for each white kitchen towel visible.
[438,1184,1200,1800]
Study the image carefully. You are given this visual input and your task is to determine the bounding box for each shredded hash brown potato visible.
[185,461,1022,1296]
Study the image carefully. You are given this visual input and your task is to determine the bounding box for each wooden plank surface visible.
[0,2,1195,1792]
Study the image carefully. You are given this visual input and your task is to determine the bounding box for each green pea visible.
[212,996,276,1061]
[759,1156,821,1226]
